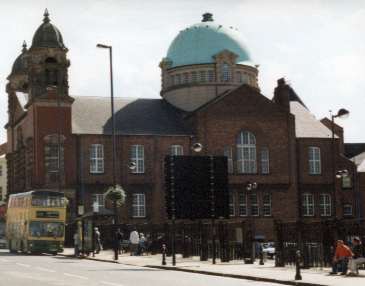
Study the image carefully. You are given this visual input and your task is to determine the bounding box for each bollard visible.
[295,250,302,280]
[162,244,167,266]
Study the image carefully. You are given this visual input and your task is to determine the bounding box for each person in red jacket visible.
[330,240,353,275]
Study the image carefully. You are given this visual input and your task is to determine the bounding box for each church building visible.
[4,11,360,239]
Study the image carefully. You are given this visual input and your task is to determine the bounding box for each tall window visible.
[308,147,321,175]
[237,131,257,174]
[90,144,104,173]
[175,74,181,85]
[250,193,259,216]
[261,148,270,174]
[319,193,331,217]
[238,193,247,216]
[0,165,2,176]
[92,194,105,209]
[236,71,242,83]
[132,193,146,218]
[302,193,314,216]
[208,70,215,82]
[221,63,231,82]
[229,192,235,217]
[343,204,353,216]
[199,71,206,82]
[191,71,198,82]
[130,145,144,173]
[170,145,183,156]
[44,134,65,184]
[263,193,272,216]
[183,73,189,84]
[223,146,233,174]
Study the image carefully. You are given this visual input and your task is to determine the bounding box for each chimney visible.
[273,78,290,111]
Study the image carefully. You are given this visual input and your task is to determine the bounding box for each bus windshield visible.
[32,196,66,207]
[29,222,64,238]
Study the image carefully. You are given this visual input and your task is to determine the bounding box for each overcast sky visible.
[0,0,364,144]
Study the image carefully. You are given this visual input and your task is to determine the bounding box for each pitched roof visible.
[72,96,192,136]
[290,102,334,138]
[344,143,365,158]
[351,151,365,172]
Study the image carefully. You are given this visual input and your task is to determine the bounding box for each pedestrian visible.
[115,228,123,255]
[347,237,365,276]
[129,228,139,256]
[73,231,80,257]
[329,240,353,275]
[138,233,146,255]
[94,227,103,254]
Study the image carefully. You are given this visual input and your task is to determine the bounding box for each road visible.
[0,250,282,286]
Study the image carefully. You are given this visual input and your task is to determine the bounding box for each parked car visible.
[262,242,275,259]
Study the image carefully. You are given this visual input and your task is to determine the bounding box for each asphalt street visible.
[0,250,284,286]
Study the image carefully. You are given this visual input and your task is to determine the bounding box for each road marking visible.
[63,273,88,280]
[0,258,9,262]
[100,282,124,286]
[35,266,56,273]
[16,262,31,268]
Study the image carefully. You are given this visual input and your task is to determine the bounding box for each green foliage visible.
[104,185,126,207]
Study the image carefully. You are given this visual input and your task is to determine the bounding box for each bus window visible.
[29,222,64,238]
[32,196,66,207]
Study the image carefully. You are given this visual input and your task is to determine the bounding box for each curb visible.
[146,265,328,286]
[58,253,328,286]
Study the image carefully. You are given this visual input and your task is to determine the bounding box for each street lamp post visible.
[96,43,118,260]
[330,108,349,219]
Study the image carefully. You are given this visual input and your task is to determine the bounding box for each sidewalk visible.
[61,248,364,286]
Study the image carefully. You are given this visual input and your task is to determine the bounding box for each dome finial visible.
[22,41,27,53]
[43,8,50,23]
[202,13,213,22]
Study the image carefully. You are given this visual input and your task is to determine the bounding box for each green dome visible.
[166,14,252,68]
[10,42,27,76]
[31,9,65,49]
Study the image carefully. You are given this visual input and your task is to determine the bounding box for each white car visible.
[262,243,275,259]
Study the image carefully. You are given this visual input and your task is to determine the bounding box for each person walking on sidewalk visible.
[129,228,139,256]
[115,228,123,255]
[347,237,365,276]
[330,240,353,275]
[73,231,81,257]
[94,227,103,254]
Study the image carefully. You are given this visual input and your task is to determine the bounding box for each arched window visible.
[236,131,256,174]
[221,63,231,82]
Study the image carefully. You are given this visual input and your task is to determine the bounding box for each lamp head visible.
[128,161,136,170]
[336,108,350,119]
[192,143,203,153]
[96,43,110,49]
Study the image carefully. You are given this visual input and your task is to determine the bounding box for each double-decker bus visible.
[6,191,67,254]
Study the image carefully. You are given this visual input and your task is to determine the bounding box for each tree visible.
[104,185,126,207]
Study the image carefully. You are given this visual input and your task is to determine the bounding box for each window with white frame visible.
[130,145,144,173]
[223,146,233,174]
[343,204,353,216]
[237,131,257,174]
[308,147,321,175]
[170,145,183,156]
[208,70,215,82]
[92,193,105,209]
[229,192,235,217]
[261,148,270,174]
[191,71,198,82]
[221,63,231,82]
[263,193,272,216]
[250,193,259,216]
[90,144,104,174]
[236,71,242,83]
[319,193,331,217]
[302,193,314,216]
[132,193,146,218]
[175,74,181,85]
[238,192,247,216]
[183,73,189,84]
[199,71,206,82]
